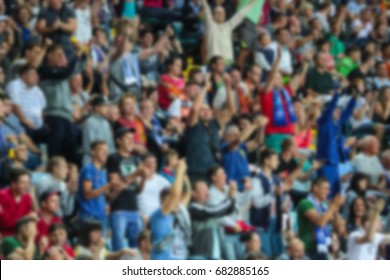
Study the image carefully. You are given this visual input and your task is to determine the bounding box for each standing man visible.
[106,128,147,251]
[36,0,77,59]
[78,141,123,230]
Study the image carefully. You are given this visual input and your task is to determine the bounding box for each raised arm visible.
[216,74,236,128]
[162,160,187,214]
[262,45,281,93]
[289,62,310,94]
[339,92,358,125]
[318,92,340,124]
[227,0,258,30]
[201,0,213,25]
[355,200,384,244]
[188,74,211,126]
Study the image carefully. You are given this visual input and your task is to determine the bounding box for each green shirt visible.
[238,0,265,25]
[2,237,22,258]
[336,57,359,78]
[329,35,345,59]
[305,67,333,95]
[297,198,316,251]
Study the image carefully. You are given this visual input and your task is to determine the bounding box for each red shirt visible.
[0,188,33,237]
[36,214,62,242]
[143,0,164,8]
[117,116,146,145]
[260,85,295,135]
[63,244,75,259]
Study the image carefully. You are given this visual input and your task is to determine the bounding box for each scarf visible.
[272,88,297,127]
[308,194,331,254]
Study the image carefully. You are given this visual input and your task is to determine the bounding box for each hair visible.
[347,173,368,197]
[259,149,277,167]
[118,93,136,114]
[208,166,223,180]
[14,5,32,24]
[246,251,267,260]
[188,67,202,81]
[15,216,36,234]
[18,64,36,76]
[92,27,105,37]
[164,149,178,163]
[22,41,41,56]
[209,55,224,67]
[78,220,102,247]
[275,27,288,37]
[48,223,67,235]
[9,168,30,184]
[166,55,182,69]
[142,152,156,162]
[0,93,10,102]
[159,187,170,203]
[281,138,295,152]
[361,209,374,225]
[239,232,256,243]
[137,230,151,246]
[347,46,360,56]
[310,177,329,190]
[46,44,62,55]
[191,180,208,191]
[347,197,367,227]
[90,140,107,151]
[47,156,66,174]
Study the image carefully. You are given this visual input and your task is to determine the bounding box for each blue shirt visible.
[150,208,175,260]
[221,142,250,191]
[78,162,108,220]
[0,124,9,158]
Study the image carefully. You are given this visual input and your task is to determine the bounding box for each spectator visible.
[0,168,33,237]
[38,44,86,163]
[73,0,92,44]
[82,96,115,163]
[36,191,62,243]
[347,197,367,233]
[305,52,334,98]
[106,128,146,250]
[36,0,76,58]
[137,153,170,220]
[347,200,390,260]
[1,216,37,259]
[48,223,75,259]
[278,238,309,260]
[240,231,263,260]
[78,141,123,226]
[297,177,344,260]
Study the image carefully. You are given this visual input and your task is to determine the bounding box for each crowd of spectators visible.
[1,0,390,260]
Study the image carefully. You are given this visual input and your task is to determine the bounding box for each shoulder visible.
[297,198,314,212]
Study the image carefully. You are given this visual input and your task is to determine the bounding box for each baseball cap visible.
[90,96,110,107]
[39,190,61,203]
[115,127,135,139]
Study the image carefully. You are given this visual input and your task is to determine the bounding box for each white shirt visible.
[347,229,384,260]
[352,153,384,185]
[74,7,92,44]
[137,174,171,217]
[7,78,46,128]
[352,19,373,39]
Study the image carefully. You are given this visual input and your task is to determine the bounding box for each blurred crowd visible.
[1,0,390,260]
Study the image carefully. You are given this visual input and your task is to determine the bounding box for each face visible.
[169,59,183,76]
[185,84,200,100]
[193,182,209,204]
[121,97,136,116]
[377,64,388,77]
[18,8,31,24]
[14,144,28,162]
[49,0,62,10]
[213,7,226,23]
[22,69,39,87]
[25,46,42,61]
[141,100,154,119]
[199,104,213,122]
[260,33,271,46]
[249,66,262,84]
[142,33,154,47]
[11,174,30,194]
[288,242,305,260]
[247,233,261,252]
[117,132,134,152]
[0,67,4,84]
[268,154,280,170]
[225,126,240,146]
[69,74,83,93]
[353,198,366,218]
[89,230,102,245]
[42,194,60,214]
[277,30,290,46]
[211,168,227,186]
[357,178,368,192]
[3,99,12,116]
[95,30,106,45]
[48,48,67,67]
[108,105,120,122]
[92,144,109,164]
[230,70,241,86]
[143,156,157,173]
[48,228,66,246]
[140,236,152,253]
[274,72,284,89]
[314,182,330,201]
[95,104,109,117]
[53,160,69,180]
[350,51,361,62]
[212,59,225,74]
[316,53,327,69]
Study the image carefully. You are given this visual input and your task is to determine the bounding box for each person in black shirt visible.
[106,127,150,251]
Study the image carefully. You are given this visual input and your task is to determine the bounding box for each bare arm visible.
[216,74,236,128]
[59,18,77,33]
[162,160,187,214]
[262,46,282,93]
[304,201,339,228]
[83,180,111,200]
[188,76,211,127]
[289,62,309,94]
[227,0,257,30]
[355,200,384,244]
